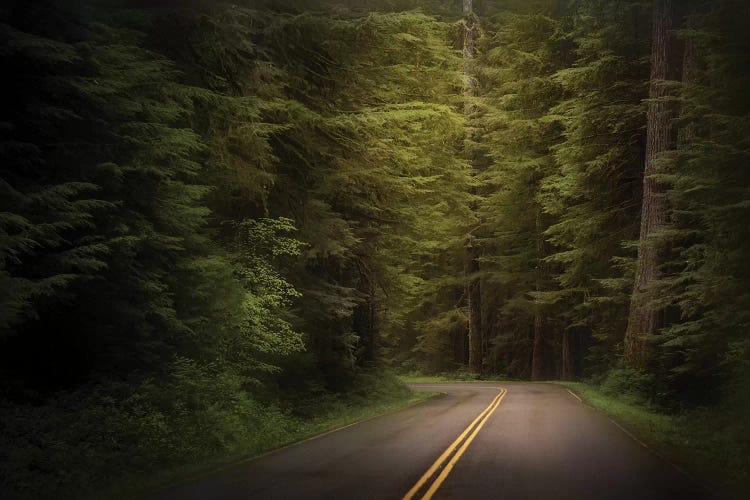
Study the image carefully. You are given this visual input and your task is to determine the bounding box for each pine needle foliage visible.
[652,0,750,402]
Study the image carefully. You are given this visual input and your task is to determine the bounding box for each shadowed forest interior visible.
[1,0,749,497]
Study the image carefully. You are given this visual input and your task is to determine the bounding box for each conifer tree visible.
[476,6,566,379]
[623,0,684,368]
[542,0,650,376]
[653,0,750,399]
[463,0,483,375]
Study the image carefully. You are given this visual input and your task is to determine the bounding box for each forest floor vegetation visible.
[0,370,433,499]
[398,371,510,383]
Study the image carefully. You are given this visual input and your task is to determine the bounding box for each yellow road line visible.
[403,388,507,500]
[422,389,507,499]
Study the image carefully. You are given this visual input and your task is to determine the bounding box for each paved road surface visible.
[146,382,710,499]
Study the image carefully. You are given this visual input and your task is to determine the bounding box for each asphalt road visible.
[146,382,710,500]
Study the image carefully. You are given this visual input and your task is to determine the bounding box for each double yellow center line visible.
[403,388,508,500]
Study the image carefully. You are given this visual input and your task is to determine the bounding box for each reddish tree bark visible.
[624,0,682,368]
[531,315,544,381]
[531,210,545,381]
[561,329,573,380]
[467,253,482,374]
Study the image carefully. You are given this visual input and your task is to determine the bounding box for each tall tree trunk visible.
[467,257,482,373]
[353,263,377,366]
[531,209,545,381]
[463,0,483,375]
[454,318,468,365]
[365,282,376,364]
[561,329,573,380]
[624,0,682,368]
[531,314,544,381]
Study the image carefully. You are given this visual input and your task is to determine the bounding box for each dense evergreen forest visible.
[1,0,749,496]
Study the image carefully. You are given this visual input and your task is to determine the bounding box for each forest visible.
[1,0,749,497]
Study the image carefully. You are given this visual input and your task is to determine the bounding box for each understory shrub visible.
[0,359,293,499]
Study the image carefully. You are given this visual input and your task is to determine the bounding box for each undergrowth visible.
[398,369,509,383]
[0,364,424,499]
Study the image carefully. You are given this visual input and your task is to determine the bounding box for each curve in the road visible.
[404,387,507,500]
[144,382,710,500]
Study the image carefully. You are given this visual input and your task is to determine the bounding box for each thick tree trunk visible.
[467,254,482,373]
[561,329,573,380]
[624,0,682,368]
[365,283,376,363]
[531,314,544,381]
[454,322,468,365]
[531,209,545,381]
[464,0,483,375]
[353,279,377,366]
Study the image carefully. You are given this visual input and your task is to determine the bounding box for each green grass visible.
[398,371,509,383]
[558,381,750,497]
[277,389,437,448]
[399,375,462,383]
[113,388,437,499]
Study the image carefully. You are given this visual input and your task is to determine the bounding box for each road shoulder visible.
[557,381,747,498]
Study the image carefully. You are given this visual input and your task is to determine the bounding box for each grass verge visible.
[399,375,463,383]
[398,372,509,384]
[557,381,749,498]
[112,387,437,499]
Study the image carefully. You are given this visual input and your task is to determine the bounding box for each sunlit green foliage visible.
[475,9,568,377]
